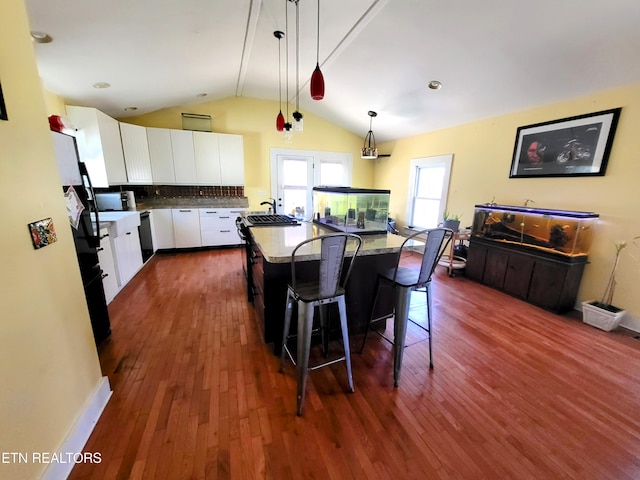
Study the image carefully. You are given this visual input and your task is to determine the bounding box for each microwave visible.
[95,191,136,211]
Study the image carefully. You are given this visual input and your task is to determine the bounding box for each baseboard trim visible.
[41,376,112,480]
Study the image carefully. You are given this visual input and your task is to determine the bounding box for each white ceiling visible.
[24,0,640,143]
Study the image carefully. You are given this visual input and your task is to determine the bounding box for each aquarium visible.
[312,187,390,235]
[471,204,599,257]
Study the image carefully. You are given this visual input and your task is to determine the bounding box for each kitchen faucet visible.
[260,198,277,214]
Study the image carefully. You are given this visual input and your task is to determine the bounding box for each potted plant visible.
[582,236,639,331]
[443,211,461,232]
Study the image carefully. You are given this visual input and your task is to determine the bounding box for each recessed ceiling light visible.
[196,93,208,98]
[428,80,442,90]
[30,31,53,43]
[124,107,138,112]
[92,82,111,89]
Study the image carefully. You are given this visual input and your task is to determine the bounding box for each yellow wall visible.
[0,0,104,478]
[375,83,640,322]
[121,96,373,209]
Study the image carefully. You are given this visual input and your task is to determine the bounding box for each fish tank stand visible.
[465,204,598,313]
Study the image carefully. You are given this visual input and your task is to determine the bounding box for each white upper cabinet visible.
[147,127,175,183]
[218,133,245,185]
[193,131,221,185]
[193,131,244,186]
[171,129,197,184]
[120,122,152,184]
[66,106,127,187]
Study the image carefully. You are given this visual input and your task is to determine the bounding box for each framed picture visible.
[509,107,621,178]
[0,82,7,121]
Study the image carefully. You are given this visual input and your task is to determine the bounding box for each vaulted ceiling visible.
[25,0,640,143]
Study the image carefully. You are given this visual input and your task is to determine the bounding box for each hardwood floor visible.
[70,248,640,479]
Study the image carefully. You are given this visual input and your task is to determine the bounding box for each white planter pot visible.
[581,301,626,332]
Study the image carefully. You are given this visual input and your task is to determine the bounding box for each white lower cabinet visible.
[112,229,144,286]
[172,209,202,248]
[152,209,176,249]
[199,208,245,246]
[97,228,119,303]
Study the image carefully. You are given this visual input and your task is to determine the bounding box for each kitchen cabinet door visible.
[152,209,175,249]
[172,209,202,248]
[147,127,175,183]
[120,122,152,183]
[97,229,119,303]
[112,229,143,286]
[193,131,221,185]
[67,106,127,187]
[171,129,197,184]
[218,134,245,185]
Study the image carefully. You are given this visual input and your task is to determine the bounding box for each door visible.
[270,148,352,219]
[275,154,314,218]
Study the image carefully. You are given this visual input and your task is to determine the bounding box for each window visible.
[270,149,352,218]
[406,154,453,229]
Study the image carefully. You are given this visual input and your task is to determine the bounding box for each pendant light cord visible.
[285,0,289,120]
[316,0,320,63]
[278,34,282,109]
[295,0,300,112]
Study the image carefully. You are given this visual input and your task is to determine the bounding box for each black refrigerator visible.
[51,130,111,345]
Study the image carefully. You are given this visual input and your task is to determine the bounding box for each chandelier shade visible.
[361,111,378,159]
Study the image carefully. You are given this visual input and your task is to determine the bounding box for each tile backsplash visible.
[95,185,245,200]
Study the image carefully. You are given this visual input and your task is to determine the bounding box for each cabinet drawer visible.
[201,229,241,247]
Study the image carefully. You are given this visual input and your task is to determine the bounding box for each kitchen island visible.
[244,222,411,354]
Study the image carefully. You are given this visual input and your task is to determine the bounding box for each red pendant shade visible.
[310,64,324,100]
[276,110,285,131]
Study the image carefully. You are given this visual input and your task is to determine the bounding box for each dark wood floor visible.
[71,248,640,479]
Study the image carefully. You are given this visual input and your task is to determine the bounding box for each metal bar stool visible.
[360,228,453,387]
[279,233,362,416]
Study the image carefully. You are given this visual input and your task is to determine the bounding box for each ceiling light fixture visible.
[428,80,442,90]
[290,0,303,132]
[274,30,285,132]
[361,111,378,159]
[310,0,325,100]
[30,31,53,43]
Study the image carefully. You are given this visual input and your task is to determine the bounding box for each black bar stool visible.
[279,233,362,416]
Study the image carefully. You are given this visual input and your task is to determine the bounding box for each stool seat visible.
[360,228,453,387]
[279,233,362,416]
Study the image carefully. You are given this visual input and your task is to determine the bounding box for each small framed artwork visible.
[28,217,58,249]
[0,82,7,121]
[509,107,621,178]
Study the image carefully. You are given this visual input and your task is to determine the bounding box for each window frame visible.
[405,154,453,229]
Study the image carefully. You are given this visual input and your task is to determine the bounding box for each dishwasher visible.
[138,211,153,263]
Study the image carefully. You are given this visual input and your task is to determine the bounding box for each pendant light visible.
[274,31,285,132]
[310,0,325,100]
[291,0,303,132]
[361,111,378,159]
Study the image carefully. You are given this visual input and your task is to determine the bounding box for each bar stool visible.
[360,228,453,387]
[279,233,362,416]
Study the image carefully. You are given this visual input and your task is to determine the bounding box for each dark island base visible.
[246,240,395,355]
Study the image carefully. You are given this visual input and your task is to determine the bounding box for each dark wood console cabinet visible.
[466,238,587,313]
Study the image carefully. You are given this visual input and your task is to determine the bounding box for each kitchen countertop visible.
[249,222,418,263]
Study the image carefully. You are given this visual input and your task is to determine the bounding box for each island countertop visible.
[249,222,413,263]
